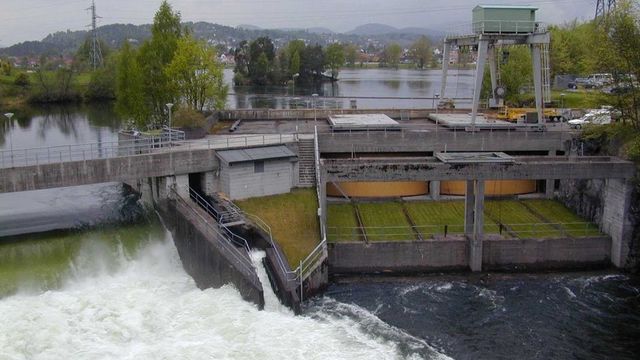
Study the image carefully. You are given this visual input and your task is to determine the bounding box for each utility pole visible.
[87,0,103,69]
[595,0,616,23]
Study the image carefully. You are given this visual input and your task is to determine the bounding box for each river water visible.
[1,69,639,359]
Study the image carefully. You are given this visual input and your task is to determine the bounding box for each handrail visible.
[326,222,600,241]
[220,199,299,282]
[169,188,257,279]
[0,133,297,169]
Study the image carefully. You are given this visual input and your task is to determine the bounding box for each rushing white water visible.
[0,230,448,360]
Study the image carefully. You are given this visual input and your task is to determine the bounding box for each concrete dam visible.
[0,110,636,312]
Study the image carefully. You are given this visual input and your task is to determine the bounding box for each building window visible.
[254,160,264,173]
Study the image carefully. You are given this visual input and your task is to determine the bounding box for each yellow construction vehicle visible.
[496,107,564,122]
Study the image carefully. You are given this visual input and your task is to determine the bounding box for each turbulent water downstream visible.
[1,219,638,359]
[0,184,639,359]
[0,224,447,359]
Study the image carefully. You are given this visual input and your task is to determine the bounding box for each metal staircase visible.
[297,139,316,187]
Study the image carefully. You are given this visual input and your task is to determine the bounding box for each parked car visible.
[568,108,612,129]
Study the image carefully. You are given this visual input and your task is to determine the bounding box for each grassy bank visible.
[235,189,320,267]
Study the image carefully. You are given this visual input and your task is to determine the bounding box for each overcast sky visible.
[0,0,596,46]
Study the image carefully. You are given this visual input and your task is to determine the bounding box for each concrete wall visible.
[157,199,265,309]
[483,237,611,270]
[319,131,568,154]
[221,159,295,200]
[328,236,612,274]
[602,179,635,268]
[328,240,469,274]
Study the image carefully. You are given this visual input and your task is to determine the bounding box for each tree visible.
[324,43,345,80]
[300,44,325,82]
[248,37,276,85]
[409,36,432,69]
[344,44,359,67]
[115,41,147,128]
[85,55,116,100]
[165,35,228,111]
[383,43,403,69]
[286,40,305,76]
[500,46,533,104]
[602,0,640,128]
[137,0,182,127]
[233,40,250,85]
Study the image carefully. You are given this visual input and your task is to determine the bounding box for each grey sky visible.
[0,0,596,46]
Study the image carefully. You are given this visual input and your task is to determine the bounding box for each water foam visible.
[0,230,449,360]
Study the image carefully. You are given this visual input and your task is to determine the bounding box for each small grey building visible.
[216,145,298,200]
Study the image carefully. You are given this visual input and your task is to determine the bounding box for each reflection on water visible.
[0,103,121,151]
[227,68,475,110]
[1,69,476,150]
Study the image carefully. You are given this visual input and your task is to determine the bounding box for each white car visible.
[568,109,612,129]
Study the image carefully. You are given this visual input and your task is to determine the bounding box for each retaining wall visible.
[157,199,265,309]
[328,236,611,274]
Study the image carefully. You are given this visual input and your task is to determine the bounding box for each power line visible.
[595,0,616,23]
[87,0,103,69]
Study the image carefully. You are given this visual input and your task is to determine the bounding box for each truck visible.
[496,107,565,122]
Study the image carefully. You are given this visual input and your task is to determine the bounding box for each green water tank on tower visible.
[472,5,538,34]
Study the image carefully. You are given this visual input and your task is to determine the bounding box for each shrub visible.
[172,108,206,129]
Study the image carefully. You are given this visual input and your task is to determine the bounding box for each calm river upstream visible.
[0,69,638,359]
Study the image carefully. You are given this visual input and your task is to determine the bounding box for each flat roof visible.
[328,114,400,130]
[474,5,538,10]
[216,145,296,165]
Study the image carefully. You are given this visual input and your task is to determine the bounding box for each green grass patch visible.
[326,204,360,242]
[356,202,416,241]
[550,90,610,109]
[522,199,601,237]
[485,200,562,238]
[235,189,320,267]
[405,201,499,238]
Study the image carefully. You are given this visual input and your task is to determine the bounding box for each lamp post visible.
[312,93,319,125]
[291,73,299,99]
[4,112,14,167]
[165,103,173,146]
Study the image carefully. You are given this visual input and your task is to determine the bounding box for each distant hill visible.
[0,21,441,58]
[347,23,399,36]
[347,23,445,38]
[277,27,335,34]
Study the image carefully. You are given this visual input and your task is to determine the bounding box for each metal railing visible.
[169,188,257,279]
[327,222,600,242]
[0,133,297,169]
[221,199,300,282]
[472,20,547,35]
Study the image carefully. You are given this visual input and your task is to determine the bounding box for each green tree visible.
[300,44,325,82]
[603,0,640,128]
[86,54,116,100]
[324,43,345,80]
[383,43,403,69]
[500,46,533,104]
[165,35,228,111]
[137,0,182,127]
[248,37,275,85]
[344,44,359,67]
[286,40,305,76]
[115,41,147,128]
[233,40,250,85]
[409,36,432,69]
